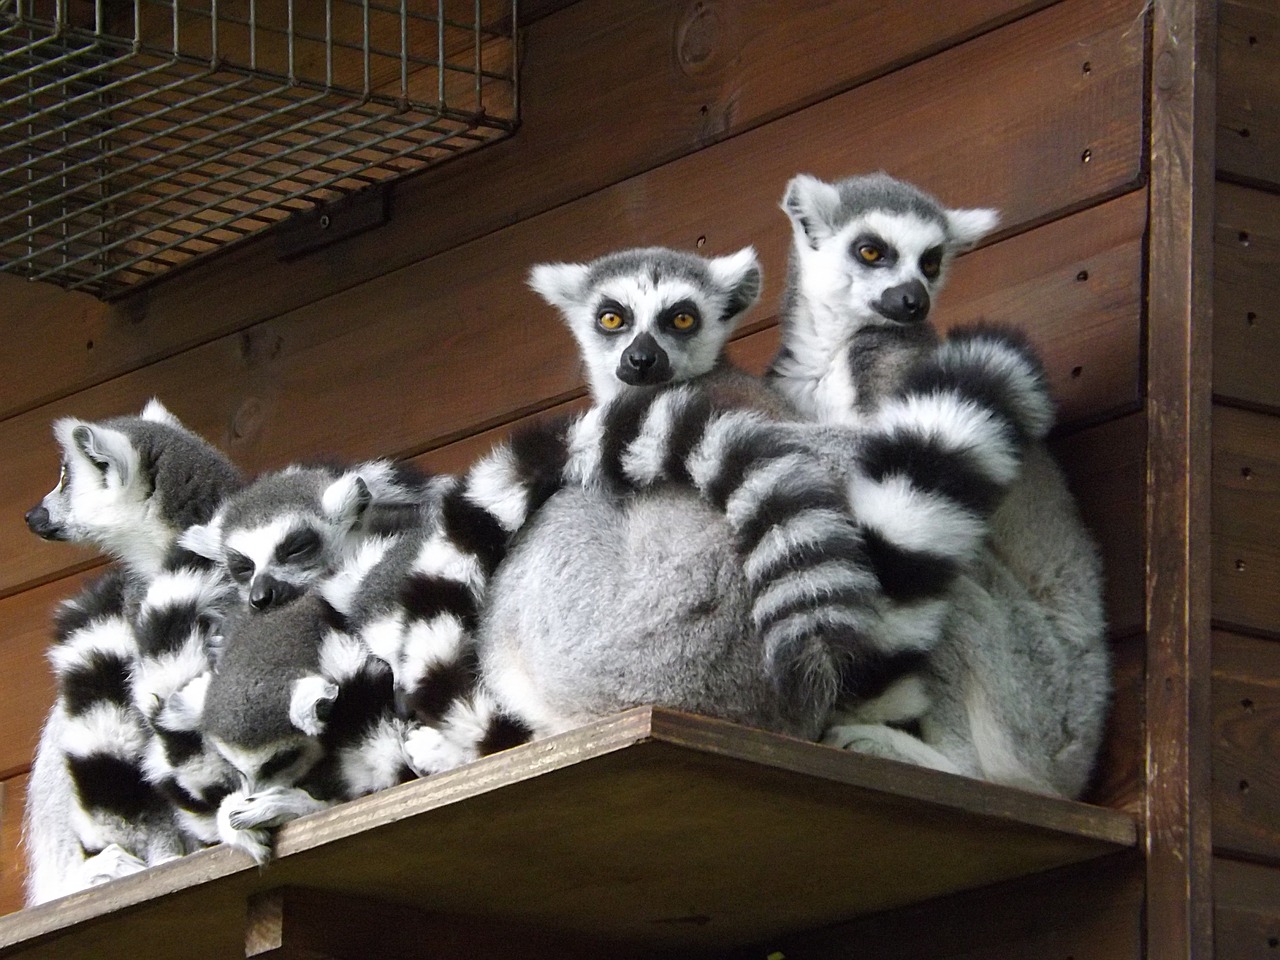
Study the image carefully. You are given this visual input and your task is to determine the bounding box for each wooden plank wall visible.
[1214,0,1280,954]
[0,0,1156,951]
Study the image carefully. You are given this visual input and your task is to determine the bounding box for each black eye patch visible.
[659,299,701,332]
[919,246,944,279]
[259,746,305,781]
[594,297,633,334]
[225,550,255,584]
[275,527,323,565]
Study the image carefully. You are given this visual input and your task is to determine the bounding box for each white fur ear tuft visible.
[946,207,1000,250]
[289,675,339,736]
[781,174,844,248]
[179,518,224,559]
[527,262,590,314]
[70,424,137,485]
[158,673,211,732]
[707,246,763,321]
[322,474,372,531]
[140,398,183,428]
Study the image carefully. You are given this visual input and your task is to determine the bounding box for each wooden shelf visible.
[0,708,1137,959]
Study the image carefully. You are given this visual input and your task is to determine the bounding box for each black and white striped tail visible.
[847,324,1054,655]
[565,387,880,714]
[356,419,571,773]
[130,544,239,845]
[45,571,184,862]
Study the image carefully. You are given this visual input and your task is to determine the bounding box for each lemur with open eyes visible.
[769,172,1109,797]
[23,400,243,904]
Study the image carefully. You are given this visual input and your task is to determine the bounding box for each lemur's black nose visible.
[875,280,931,324]
[617,332,673,385]
[249,575,284,610]
[24,505,64,540]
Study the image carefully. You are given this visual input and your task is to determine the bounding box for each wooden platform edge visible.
[0,708,1138,956]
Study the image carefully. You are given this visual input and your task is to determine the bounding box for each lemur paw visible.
[225,786,327,830]
[80,844,147,887]
[822,723,962,775]
[217,791,275,864]
[404,725,475,777]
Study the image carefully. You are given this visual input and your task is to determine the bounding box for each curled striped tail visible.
[567,386,882,719]
[356,418,574,774]
[849,324,1054,652]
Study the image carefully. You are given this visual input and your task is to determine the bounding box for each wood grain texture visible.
[1217,0,1280,190]
[0,0,1058,424]
[1213,404,1280,638]
[1053,412,1147,638]
[1213,630,1280,864]
[1086,632,1145,813]
[0,709,1135,959]
[1144,0,1218,956]
[750,853,1144,960]
[1215,856,1280,958]
[0,777,27,921]
[1215,182,1280,412]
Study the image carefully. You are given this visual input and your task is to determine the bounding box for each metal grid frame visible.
[0,0,518,298]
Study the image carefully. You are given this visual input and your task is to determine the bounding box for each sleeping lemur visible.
[23,400,243,904]
[770,171,1109,797]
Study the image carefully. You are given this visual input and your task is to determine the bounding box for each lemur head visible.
[529,246,763,403]
[781,172,998,335]
[26,399,243,579]
[165,597,338,792]
[182,460,430,612]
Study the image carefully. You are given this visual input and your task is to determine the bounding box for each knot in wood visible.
[676,2,723,75]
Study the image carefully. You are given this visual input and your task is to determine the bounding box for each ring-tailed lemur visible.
[23,400,244,904]
[160,593,413,863]
[770,171,1109,797]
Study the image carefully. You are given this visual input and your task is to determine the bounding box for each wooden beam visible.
[1144,0,1217,956]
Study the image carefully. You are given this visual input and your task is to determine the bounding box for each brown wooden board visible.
[1053,412,1147,638]
[1215,856,1280,958]
[0,777,27,921]
[1086,632,1145,813]
[0,0,1063,424]
[1218,0,1280,191]
[749,853,1144,960]
[1213,404,1280,638]
[1213,630,1280,864]
[1215,182,1280,413]
[0,709,1136,959]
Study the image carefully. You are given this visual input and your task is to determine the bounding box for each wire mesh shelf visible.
[0,0,518,298]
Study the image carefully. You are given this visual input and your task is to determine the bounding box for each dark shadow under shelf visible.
[0,708,1137,958]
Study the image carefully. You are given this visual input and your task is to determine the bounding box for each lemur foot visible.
[404,725,475,777]
[79,843,147,888]
[822,722,962,775]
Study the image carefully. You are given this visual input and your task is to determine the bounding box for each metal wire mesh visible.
[0,0,518,297]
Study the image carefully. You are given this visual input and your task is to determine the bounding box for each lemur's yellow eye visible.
[857,244,883,264]
[598,311,624,331]
[672,312,696,330]
[920,248,943,279]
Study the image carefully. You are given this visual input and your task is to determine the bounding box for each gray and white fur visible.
[23,400,243,903]
[772,171,1109,797]
[475,248,892,744]
[164,594,412,863]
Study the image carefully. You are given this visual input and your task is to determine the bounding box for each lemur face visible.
[183,469,371,611]
[529,247,762,403]
[26,401,194,575]
[782,173,998,340]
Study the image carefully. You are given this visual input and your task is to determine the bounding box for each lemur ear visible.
[781,174,844,249]
[61,422,137,485]
[707,247,763,321]
[140,398,183,429]
[158,673,210,732]
[289,675,338,736]
[528,262,591,314]
[322,474,371,532]
[179,519,224,560]
[945,207,1000,250]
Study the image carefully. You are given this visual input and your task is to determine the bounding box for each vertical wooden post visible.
[1145,0,1216,957]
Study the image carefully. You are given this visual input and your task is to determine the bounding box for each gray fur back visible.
[917,447,1109,797]
[479,486,824,739]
